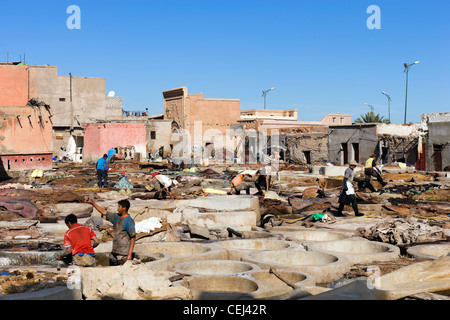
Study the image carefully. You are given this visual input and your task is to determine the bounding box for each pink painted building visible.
[0,63,29,107]
[82,122,147,163]
[0,105,53,172]
[0,63,54,173]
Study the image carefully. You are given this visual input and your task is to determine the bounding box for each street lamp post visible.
[403,61,419,124]
[364,102,374,113]
[262,87,275,109]
[381,91,391,123]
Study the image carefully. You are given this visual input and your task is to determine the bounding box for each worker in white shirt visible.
[153,174,179,199]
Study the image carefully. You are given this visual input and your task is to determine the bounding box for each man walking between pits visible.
[96,154,109,188]
[85,198,136,265]
[255,167,269,195]
[337,161,364,217]
[362,154,387,192]
[57,214,99,267]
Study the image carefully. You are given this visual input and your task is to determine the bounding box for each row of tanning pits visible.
[3,226,448,299]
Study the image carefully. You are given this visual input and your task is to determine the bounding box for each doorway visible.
[341,143,348,165]
[303,151,311,164]
[433,145,443,171]
[351,143,359,163]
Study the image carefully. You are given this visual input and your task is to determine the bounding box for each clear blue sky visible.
[1,0,449,124]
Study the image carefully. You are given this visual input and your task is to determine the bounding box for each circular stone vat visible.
[175,260,260,276]
[94,252,172,270]
[182,275,261,300]
[133,241,222,265]
[407,243,450,260]
[242,249,350,284]
[251,269,316,288]
[280,230,351,244]
[307,239,400,264]
[212,238,299,261]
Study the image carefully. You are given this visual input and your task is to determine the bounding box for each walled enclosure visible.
[82,123,147,163]
[328,124,378,165]
[426,121,450,171]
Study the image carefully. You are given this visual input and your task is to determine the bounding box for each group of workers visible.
[95,148,129,188]
[57,198,136,267]
[337,154,387,217]
[96,150,179,200]
[229,152,388,219]
[60,152,387,268]
[229,153,279,196]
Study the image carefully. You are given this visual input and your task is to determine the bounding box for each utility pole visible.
[262,87,275,109]
[70,73,73,131]
[381,92,391,123]
[403,61,419,124]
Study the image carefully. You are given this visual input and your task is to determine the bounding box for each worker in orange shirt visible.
[229,172,252,195]
[57,214,99,267]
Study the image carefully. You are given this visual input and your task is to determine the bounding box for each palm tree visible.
[355,111,390,124]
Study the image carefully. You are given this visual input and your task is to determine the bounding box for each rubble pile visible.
[357,217,448,246]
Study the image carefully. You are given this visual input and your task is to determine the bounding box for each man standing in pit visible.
[57,214,99,267]
[85,198,136,265]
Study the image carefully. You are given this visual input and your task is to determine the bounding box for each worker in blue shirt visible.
[108,148,117,161]
[96,154,109,188]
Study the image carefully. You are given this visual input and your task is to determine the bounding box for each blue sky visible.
[0,0,449,123]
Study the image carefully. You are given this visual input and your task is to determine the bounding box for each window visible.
[150,131,156,140]
[59,98,66,102]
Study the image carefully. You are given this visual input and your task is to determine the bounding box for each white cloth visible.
[345,180,355,195]
[155,175,173,188]
[135,217,163,234]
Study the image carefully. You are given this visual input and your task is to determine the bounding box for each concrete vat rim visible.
[210,238,301,261]
[406,243,450,260]
[175,259,261,276]
[133,241,224,265]
[181,274,265,300]
[242,249,351,284]
[250,268,316,288]
[273,229,353,244]
[307,238,401,264]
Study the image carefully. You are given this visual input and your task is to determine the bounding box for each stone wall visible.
[426,121,450,171]
[285,132,329,164]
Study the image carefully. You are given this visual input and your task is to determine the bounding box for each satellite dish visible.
[108,91,115,97]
